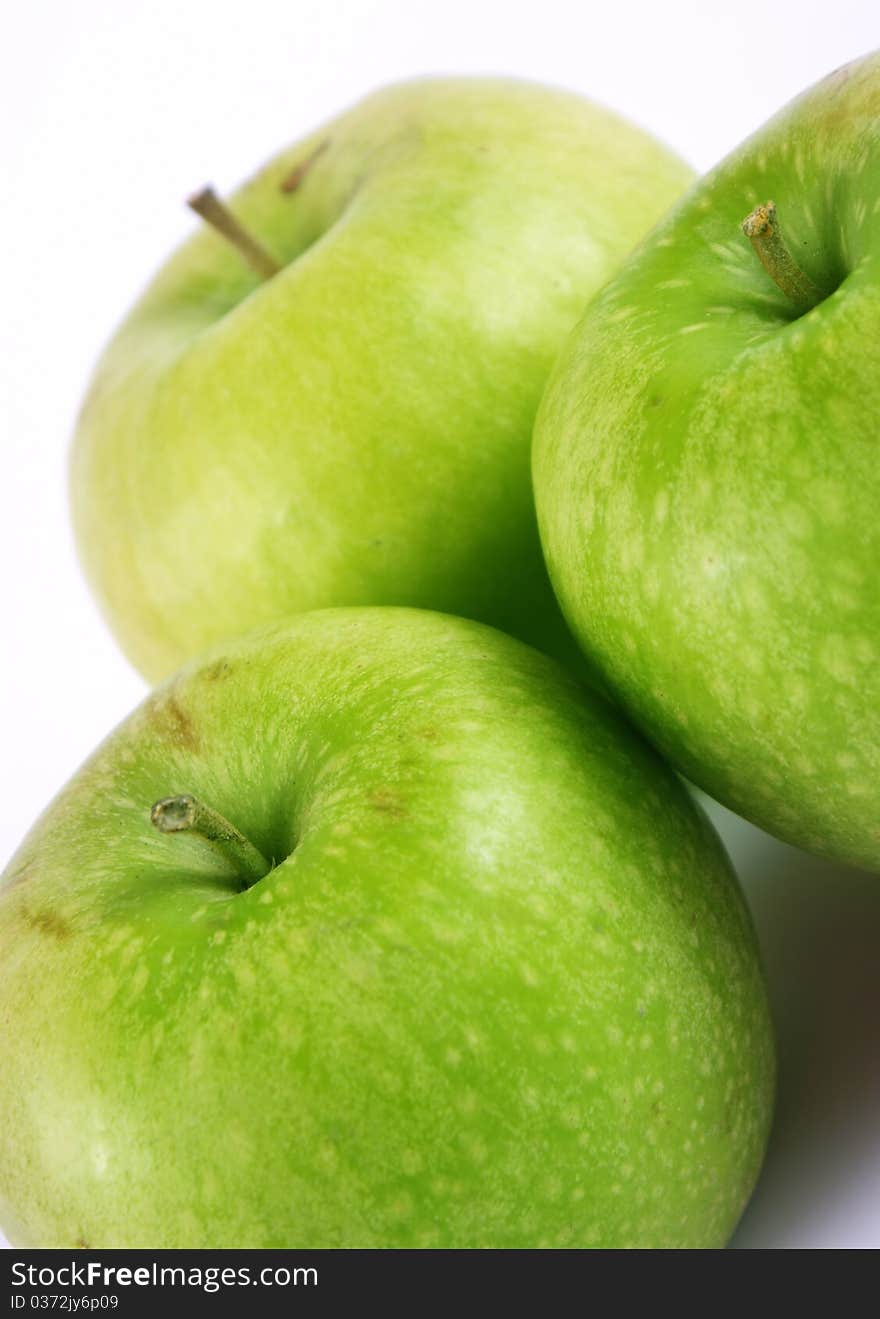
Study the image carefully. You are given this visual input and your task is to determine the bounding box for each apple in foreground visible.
[0,609,772,1248]
[70,77,692,683]
[534,52,880,869]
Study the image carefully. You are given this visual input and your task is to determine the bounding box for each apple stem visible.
[741,201,824,313]
[187,186,281,281]
[150,794,270,889]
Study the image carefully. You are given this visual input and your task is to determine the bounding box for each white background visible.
[2,0,878,1251]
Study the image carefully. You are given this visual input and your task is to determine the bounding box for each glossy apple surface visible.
[0,609,772,1247]
[534,53,880,869]
[71,77,692,681]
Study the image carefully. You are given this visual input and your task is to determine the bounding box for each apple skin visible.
[0,609,772,1248]
[534,53,880,870]
[70,77,692,682]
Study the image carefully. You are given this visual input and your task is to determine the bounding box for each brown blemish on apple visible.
[75,1236,91,1250]
[24,906,71,941]
[202,659,232,683]
[150,689,200,752]
[281,139,330,193]
[369,787,408,820]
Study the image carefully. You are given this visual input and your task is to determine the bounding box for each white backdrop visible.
[1,0,878,1251]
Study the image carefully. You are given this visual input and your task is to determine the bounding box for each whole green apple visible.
[0,609,772,1248]
[70,77,692,682]
[534,52,880,869]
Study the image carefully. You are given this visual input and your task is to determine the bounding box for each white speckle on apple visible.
[846,780,871,798]
[818,635,860,685]
[656,277,690,289]
[712,241,744,261]
[608,305,638,322]
[679,323,710,336]
[234,961,257,990]
[620,531,645,570]
[781,504,813,539]
[644,570,661,604]
[742,696,763,725]
[700,547,723,579]
[400,1149,423,1175]
[465,1138,489,1165]
[741,648,765,676]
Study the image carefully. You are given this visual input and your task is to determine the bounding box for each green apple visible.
[70,77,692,683]
[0,609,772,1248]
[534,52,880,870]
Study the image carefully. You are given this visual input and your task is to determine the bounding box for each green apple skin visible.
[534,53,880,870]
[70,78,692,683]
[0,609,772,1248]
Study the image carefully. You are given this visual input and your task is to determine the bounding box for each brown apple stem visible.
[741,201,824,313]
[187,186,281,280]
[150,794,270,888]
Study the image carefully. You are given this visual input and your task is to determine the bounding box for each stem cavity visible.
[741,201,824,313]
[151,794,270,889]
[187,186,281,280]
